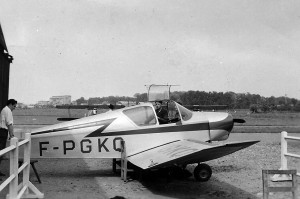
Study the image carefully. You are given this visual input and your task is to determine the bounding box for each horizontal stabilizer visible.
[127,140,259,170]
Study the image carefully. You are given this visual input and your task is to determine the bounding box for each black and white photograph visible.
[0,1,300,198]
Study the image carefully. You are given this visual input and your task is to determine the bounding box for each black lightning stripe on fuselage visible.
[85,122,210,137]
[31,118,117,135]
[85,118,117,137]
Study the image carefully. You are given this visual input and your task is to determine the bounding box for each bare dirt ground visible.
[1,133,299,199]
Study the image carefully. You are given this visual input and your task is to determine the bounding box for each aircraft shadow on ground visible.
[13,159,259,199]
[142,179,258,199]
[125,169,259,199]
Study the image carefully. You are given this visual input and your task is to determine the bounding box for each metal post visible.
[120,140,127,182]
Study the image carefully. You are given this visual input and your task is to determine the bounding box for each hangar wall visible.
[0,24,13,109]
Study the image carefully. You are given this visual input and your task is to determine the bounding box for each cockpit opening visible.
[122,100,193,126]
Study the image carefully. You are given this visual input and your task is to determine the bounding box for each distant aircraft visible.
[55,104,125,121]
[183,104,228,111]
[30,85,258,182]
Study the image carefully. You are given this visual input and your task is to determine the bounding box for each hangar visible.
[0,23,13,109]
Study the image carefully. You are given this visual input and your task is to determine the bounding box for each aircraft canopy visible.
[147,84,178,101]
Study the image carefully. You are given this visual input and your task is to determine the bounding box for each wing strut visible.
[121,140,128,182]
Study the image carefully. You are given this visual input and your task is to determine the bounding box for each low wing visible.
[127,140,259,169]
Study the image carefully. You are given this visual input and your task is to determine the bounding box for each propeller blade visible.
[233,119,246,123]
[57,117,79,121]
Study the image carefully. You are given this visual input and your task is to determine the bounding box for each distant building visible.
[50,95,71,106]
[37,101,49,107]
[27,104,35,109]
[17,103,27,109]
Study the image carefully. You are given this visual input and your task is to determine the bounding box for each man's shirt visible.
[0,106,13,129]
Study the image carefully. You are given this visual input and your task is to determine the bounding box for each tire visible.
[193,163,212,182]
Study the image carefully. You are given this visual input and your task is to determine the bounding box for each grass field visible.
[231,110,300,133]
[13,108,300,133]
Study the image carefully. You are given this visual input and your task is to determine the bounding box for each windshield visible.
[176,103,193,121]
[148,85,170,101]
[123,106,157,126]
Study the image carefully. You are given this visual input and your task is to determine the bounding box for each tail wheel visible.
[193,163,212,182]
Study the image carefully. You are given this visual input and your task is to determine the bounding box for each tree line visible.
[75,91,300,112]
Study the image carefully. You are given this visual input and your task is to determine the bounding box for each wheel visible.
[193,163,212,182]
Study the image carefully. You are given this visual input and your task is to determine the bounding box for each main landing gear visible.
[113,159,213,182]
[166,163,212,182]
[193,163,212,182]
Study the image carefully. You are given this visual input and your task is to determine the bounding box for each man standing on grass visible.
[0,99,17,176]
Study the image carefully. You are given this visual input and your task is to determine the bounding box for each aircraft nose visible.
[208,113,234,141]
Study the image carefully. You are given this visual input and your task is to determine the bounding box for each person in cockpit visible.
[155,100,169,124]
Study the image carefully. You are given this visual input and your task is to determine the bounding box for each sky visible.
[0,0,300,104]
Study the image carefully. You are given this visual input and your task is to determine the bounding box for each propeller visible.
[233,118,246,123]
[57,117,79,121]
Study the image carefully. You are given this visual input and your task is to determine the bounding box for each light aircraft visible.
[30,85,258,182]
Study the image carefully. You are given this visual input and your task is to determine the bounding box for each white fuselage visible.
[30,102,233,159]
